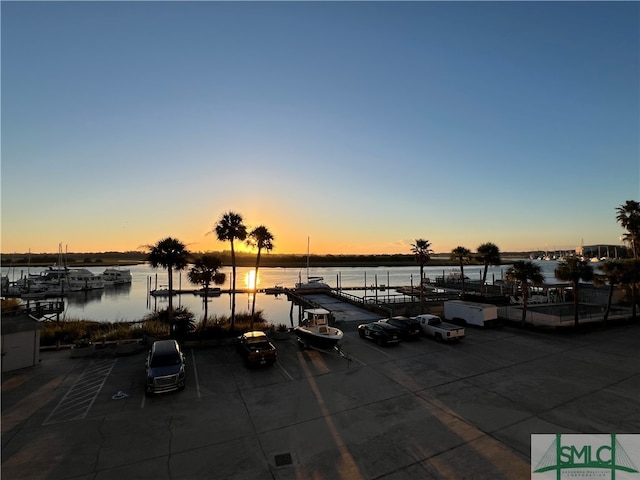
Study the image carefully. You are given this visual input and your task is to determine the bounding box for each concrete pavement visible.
[2,297,639,479]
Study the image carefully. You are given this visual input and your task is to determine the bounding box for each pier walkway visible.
[289,292,382,324]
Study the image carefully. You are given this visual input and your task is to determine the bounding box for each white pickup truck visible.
[413,314,465,342]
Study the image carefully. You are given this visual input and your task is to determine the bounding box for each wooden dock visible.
[1,301,65,321]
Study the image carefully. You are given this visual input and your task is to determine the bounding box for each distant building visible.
[576,244,626,260]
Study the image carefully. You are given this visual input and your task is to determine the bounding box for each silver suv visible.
[145,340,186,395]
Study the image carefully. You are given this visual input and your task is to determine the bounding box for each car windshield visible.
[150,354,181,368]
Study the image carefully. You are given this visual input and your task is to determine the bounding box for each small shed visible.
[2,313,42,372]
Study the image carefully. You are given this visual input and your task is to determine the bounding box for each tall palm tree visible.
[246,225,275,328]
[616,200,640,258]
[411,239,433,312]
[477,242,501,294]
[214,211,247,330]
[506,260,544,327]
[554,257,594,328]
[594,260,626,325]
[187,254,225,330]
[450,246,472,298]
[146,237,189,321]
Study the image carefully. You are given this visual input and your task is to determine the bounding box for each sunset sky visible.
[2,2,638,255]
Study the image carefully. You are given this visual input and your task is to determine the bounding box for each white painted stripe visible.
[191,349,201,398]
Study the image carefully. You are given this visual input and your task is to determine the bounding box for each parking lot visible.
[2,317,639,480]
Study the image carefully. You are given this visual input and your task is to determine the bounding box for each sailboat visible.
[295,237,330,292]
[294,308,343,350]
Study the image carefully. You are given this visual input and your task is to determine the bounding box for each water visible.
[1,260,565,324]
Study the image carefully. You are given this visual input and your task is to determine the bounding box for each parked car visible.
[378,316,421,340]
[413,314,465,342]
[236,331,277,367]
[145,339,186,395]
[357,322,402,346]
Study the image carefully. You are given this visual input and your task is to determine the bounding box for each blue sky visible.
[2,1,638,255]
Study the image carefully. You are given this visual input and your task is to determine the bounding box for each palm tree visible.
[450,246,472,298]
[616,200,640,258]
[146,237,189,321]
[554,257,594,328]
[411,239,433,312]
[505,260,544,327]
[187,254,226,330]
[246,225,275,329]
[594,260,626,325]
[214,211,247,330]
[477,242,501,294]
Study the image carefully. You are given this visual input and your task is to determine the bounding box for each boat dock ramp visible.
[285,286,460,322]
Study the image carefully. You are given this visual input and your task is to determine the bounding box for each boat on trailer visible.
[294,308,343,350]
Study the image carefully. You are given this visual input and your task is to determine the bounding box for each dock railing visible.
[1,301,65,321]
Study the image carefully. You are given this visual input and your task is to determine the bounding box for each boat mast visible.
[306,236,310,282]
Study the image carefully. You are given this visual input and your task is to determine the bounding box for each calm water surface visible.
[2,261,564,324]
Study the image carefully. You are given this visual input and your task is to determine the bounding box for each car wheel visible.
[376,337,384,346]
[359,330,365,338]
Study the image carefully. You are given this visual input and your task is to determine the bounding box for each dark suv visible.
[145,340,186,395]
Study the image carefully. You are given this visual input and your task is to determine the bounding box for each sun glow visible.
[244,270,258,290]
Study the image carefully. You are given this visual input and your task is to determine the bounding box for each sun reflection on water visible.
[244,270,258,290]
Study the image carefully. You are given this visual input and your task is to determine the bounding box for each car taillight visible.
[447,332,450,337]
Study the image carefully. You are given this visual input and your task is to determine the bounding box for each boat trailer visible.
[296,337,353,365]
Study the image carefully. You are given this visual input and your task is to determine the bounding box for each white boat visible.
[295,238,331,292]
[102,268,132,285]
[295,275,331,291]
[294,308,343,350]
[66,269,105,291]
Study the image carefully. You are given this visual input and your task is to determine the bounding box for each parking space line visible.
[191,349,201,398]
[276,362,294,381]
[43,358,117,425]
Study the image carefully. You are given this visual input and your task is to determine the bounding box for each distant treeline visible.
[1,250,530,268]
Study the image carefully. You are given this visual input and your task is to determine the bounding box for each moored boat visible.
[193,287,221,296]
[295,276,331,292]
[294,308,343,350]
[102,268,132,285]
[66,269,104,291]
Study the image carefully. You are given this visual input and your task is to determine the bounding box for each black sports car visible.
[357,322,401,346]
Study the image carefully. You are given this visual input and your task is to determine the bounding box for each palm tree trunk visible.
[250,248,262,329]
[460,262,466,298]
[230,241,236,330]
[419,265,425,313]
[167,265,174,322]
[573,283,580,328]
[203,283,209,330]
[482,264,489,294]
[520,282,529,327]
[603,284,614,325]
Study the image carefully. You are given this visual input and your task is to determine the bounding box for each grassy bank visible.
[37,310,273,347]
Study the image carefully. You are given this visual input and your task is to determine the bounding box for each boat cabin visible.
[303,308,332,328]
